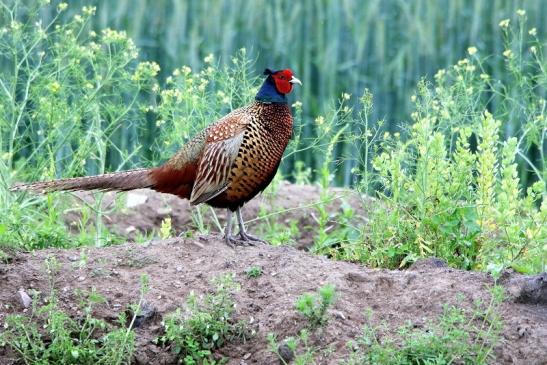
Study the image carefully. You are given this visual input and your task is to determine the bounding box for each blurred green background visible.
[51,0,546,122]
[6,0,547,186]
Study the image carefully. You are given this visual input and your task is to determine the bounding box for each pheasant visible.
[11,68,302,246]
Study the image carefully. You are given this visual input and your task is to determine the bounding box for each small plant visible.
[295,284,336,329]
[0,266,148,365]
[245,265,263,278]
[0,287,139,365]
[268,329,318,365]
[160,274,249,364]
[159,217,173,239]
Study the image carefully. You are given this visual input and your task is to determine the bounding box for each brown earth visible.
[1,184,546,364]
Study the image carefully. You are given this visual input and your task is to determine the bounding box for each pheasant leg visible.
[224,209,236,247]
[236,207,267,244]
[224,209,256,247]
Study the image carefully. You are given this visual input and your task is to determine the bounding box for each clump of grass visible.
[295,283,336,329]
[245,265,263,278]
[159,274,250,364]
[344,287,504,365]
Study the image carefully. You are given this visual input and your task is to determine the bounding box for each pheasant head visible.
[255,68,302,103]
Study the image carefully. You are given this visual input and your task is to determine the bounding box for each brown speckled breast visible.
[209,102,292,210]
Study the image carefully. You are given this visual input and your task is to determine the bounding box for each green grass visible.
[0,257,146,365]
[344,287,504,365]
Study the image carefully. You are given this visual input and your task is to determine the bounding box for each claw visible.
[223,207,268,248]
[225,234,256,247]
[238,231,266,245]
[225,235,236,248]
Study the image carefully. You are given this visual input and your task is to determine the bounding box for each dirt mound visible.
[63,182,367,250]
[1,237,546,364]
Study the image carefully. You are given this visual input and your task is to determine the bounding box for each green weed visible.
[295,284,336,329]
[0,262,148,365]
[344,287,504,365]
[267,329,331,365]
[245,265,263,278]
[312,13,546,274]
[159,274,250,364]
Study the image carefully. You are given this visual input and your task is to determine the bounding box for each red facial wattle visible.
[272,70,294,94]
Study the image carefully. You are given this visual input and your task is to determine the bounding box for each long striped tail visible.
[10,168,154,193]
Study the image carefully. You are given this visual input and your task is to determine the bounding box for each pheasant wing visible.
[189,111,250,205]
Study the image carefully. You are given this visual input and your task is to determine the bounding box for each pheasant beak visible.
[289,76,302,86]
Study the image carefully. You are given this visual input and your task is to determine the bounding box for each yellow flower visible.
[203,53,214,64]
[82,6,96,16]
[410,95,417,102]
[499,19,510,28]
[503,49,513,58]
[434,69,446,80]
[342,92,351,100]
[516,9,526,17]
[315,116,325,125]
[467,46,478,56]
[530,46,537,55]
[529,28,537,36]
[49,81,61,94]
[480,73,490,80]
[57,2,68,12]
[292,101,302,109]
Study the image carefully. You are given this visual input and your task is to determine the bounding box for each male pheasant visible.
[11,68,302,246]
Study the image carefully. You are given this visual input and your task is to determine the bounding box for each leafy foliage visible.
[313,12,546,274]
[160,274,249,364]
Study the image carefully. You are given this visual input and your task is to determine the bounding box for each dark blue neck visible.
[255,76,287,104]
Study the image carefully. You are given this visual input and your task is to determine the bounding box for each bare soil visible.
[1,184,546,364]
[63,181,366,250]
